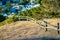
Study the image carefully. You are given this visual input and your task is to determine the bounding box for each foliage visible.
[6,2,12,9]
[0,15,6,22]
[18,6,60,20]
[0,0,60,26]
[0,6,2,14]
[42,0,60,13]
[0,15,18,26]
[0,20,6,26]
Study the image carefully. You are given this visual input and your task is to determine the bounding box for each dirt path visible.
[0,19,60,40]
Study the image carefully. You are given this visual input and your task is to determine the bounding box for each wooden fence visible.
[36,20,60,34]
[17,16,36,21]
[12,16,60,34]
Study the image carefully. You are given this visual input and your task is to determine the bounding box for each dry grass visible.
[0,18,60,40]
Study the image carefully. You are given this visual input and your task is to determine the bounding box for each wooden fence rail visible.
[17,16,36,21]
[13,16,60,34]
[36,21,60,34]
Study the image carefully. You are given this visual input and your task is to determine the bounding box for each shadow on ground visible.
[18,37,60,40]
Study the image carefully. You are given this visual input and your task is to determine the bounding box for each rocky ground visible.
[0,18,60,40]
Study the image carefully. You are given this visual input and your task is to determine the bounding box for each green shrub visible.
[0,20,6,26]
[0,15,6,22]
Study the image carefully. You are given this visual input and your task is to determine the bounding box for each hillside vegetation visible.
[0,0,60,26]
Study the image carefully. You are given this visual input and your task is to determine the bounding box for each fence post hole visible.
[45,22,48,32]
[57,23,60,34]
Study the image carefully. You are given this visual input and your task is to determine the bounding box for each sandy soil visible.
[0,18,60,40]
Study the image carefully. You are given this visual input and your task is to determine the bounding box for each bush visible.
[0,15,6,22]
[0,20,6,26]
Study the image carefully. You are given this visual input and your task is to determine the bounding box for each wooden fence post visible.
[57,23,60,34]
[45,22,48,32]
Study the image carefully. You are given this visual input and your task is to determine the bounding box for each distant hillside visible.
[0,0,60,23]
